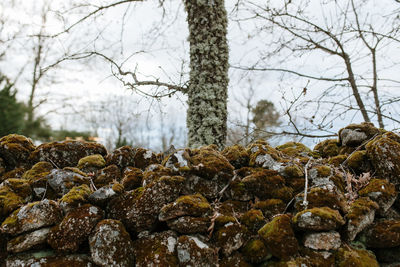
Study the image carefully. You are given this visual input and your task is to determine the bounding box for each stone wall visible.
[0,122,399,266]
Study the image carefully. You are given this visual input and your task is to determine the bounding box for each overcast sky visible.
[1,0,399,150]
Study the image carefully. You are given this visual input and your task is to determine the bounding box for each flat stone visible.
[7,227,51,253]
[177,235,218,267]
[1,199,62,235]
[303,231,341,251]
[167,216,210,234]
[89,219,135,267]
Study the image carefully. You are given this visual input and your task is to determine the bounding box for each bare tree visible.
[52,0,229,148]
[233,0,400,132]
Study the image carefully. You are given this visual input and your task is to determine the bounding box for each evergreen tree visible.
[0,75,26,137]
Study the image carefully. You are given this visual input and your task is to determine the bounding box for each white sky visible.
[0,0,399,150]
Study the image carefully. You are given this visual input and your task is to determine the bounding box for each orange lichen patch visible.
[258,214,298,260]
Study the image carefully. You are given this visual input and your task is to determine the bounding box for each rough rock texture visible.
[2,124,400,266]
[89,219,134,267]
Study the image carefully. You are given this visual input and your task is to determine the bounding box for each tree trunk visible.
[184,0,229,149]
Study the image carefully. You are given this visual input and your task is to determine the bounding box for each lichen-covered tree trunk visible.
[184,0,229,149]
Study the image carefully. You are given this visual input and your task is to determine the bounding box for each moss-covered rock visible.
[176,235,218,267]
[93,164,121,188]
[253,199,286,220]
[240,209,265,233]
[132,148,159,170]
[242,169,293,201]
[248,143,283,171]
[303,231,341,251]
[1,199,62,235]
[159,193,211,221]
[345,197,378,241]
[363,219,400,248]
[189,146,234,180]
[133,230,178,266]
[335,245,379,267]
[59,184,91,213]
[314,139,340,158]
[294,187,347,213]
[21,161,53,182]
[105,145,136,168]
[167,216,210,234]
[182,174,220,200]
[366,133,400,183]
[0,157,5,177]
[293,207,345,231]
[142,164,173,186]
[121,166,143,190]
[2,178,32,203]
[48,204,104,253]
[1,167,26,182]
[77,154,106,172]
[30,140,106,169]
[258,214,298,260]
[214,223,248,256]
[162,149,191,173]
[46,169,88,196]
[359,179,397,215]
[346,150,371,174]
[339,122,382,147]
[276,142,313,157]
[7,227,51,253]
[0,134,35,170]
[89,219,135,267]
[220,252,252,267]
[5,253,95,267]
[222,144,249,168]
[241,238,271,264]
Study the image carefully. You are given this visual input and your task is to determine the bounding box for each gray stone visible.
[303,231,341,251]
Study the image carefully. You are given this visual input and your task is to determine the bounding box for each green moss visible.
[242,170,287,200]
[346,197,378,227]
[293,207,345,227]
[276,142,312,157]
[313,139,340,158]
[3,178,32,201]
[258,214,298,260]
[59,184,91,206]
[315,165,331,177]
[240,209,265,232]
[282,165,304,178]
[221,144,249,168]
[328,155,347,166]
[111,183,124,193]
[335,245,379,267]
[0,185,24,218]
[21,161,53,182]
[241,238,271,264]
[121,167,143,191]
[359,179,396,199]
[271,186,293,202]
[248,144,281,167]
[254,199,285,219]
[77,154,106,169]
[295,187,346,212]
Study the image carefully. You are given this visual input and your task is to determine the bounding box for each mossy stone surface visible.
[363,219,400,248]
[276,142,312,157]
[294,187,346,213]
[105,146,136,168]
[48,204,104,253]
[176,235,218,267]
[253,199,285,220]
[0,134,35,169]
[241,238,271,264]
[167,216,210,234]
[345,197,378,241]
[366,134,400,183]
[89,219,135,267]
[240,209,265,232]
[222,144,249,168]
[30,140,106,169]
[346,150,371,174]
[338,122,382,147]
[21,161,53,182]
[77,154,106,171]
[258,214,298,260]
[121,167,143,191]
[159,193,211,221]
[313,139,340,158]
[93,164,121,188]
[359,179,397,214]
[59,184,91,213]
[293,207,345,231]
[335,245,379,267]
[0,185,25,219]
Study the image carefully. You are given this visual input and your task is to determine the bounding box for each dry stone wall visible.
[0,122,399,266]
